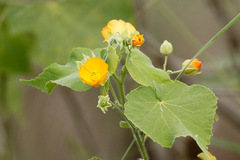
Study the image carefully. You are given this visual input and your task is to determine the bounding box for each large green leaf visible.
[21,48,103,94]
[126,48,171,87]
[125,81,217,153]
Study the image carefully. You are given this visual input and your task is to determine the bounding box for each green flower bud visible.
[108,33,124,52]
[160,40,173,56]
[97,95,112,114]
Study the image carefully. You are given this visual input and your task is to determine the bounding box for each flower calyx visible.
[102,19,144,54]
[97,95,112,114]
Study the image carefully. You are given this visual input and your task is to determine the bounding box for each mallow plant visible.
[21,14,240,160]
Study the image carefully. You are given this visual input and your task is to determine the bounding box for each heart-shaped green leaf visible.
[126,48,171,87]
[125,81,217,153]
[21,48,103,94]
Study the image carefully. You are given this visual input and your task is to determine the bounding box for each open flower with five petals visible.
[78,57,108,87]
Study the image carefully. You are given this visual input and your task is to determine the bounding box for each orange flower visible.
[101,19,136,40]
[191,58,202,71]
[132,33,144,46]
[182,58,202,75]
[78,57,108,87]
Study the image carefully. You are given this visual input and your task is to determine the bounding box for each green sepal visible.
[21,47,103,94]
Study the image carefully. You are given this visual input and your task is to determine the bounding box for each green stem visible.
[175,13,240,80]
[113,73,126,105]
[121,139,136,160]
[110,102,149,160]
[119,82,126,106]
[113,73,121,84]
[121,65,127,82]
[163,55,168,71]
[109,80,119,104]
[168,69,182,75]
[112,69,149,159]
[143,135,148,143]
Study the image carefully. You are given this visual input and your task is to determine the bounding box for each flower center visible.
[91,71,101,82]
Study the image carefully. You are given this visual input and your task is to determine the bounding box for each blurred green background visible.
[0,0,240,160]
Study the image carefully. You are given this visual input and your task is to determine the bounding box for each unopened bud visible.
[160,40,173,56]
[97,95,112,114]
[197,152,216,160]
[182,58,202,75]
[132,33,144,47]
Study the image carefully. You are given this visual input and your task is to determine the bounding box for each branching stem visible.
[111,68,149,160]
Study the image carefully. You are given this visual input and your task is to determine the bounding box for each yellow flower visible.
[101,19,136,40]
[197,152,216,160]
[78,57,108,87]
[132,33,144,46]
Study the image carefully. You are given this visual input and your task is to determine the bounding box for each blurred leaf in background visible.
[0,2,35,118]
[0,0,135,117]
[4,0,135,66]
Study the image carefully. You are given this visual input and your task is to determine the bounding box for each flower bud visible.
[132,33,144,47]
[182,58,202,75]
[108,33,124,52]
[160,40,173,56]
[197,152,216,160]
[97,95,112,114]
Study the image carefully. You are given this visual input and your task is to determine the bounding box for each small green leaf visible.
[106,46,118,76]
[126,48,171,87]
[21,48,103,94]
[88,156,101,160]
[119,121,130,129]
[125,81,217,153]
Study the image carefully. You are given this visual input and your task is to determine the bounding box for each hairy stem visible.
[110,102,149,160]
[112,69,149,160]
[109,80,119,104]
